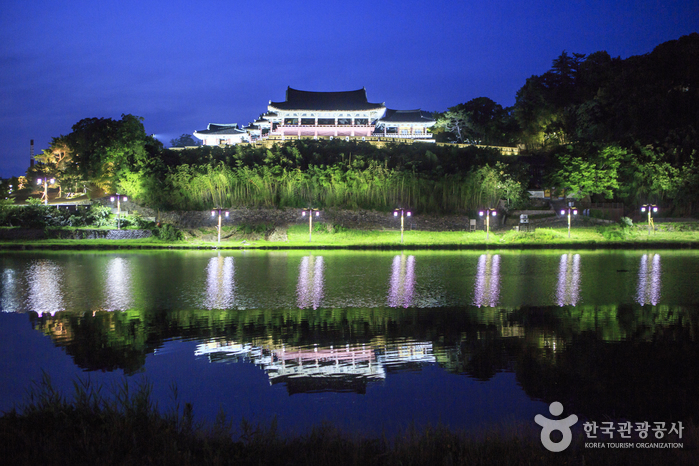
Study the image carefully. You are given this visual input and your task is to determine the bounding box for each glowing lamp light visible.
[315,211,319,217]
[225,211,229,217]
[211,210,215,217]
[641,207,646,212]
[394,211,398,217]
[37,179,42,185]
[479,211,484,216]
[491,211,496,217]
[407,212,411,217]
[653,207,658,213]
[111,196,116,202]
[302,211,306,217]
[561,210,565,215]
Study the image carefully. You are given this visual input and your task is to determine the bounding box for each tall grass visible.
[164,162,505,213]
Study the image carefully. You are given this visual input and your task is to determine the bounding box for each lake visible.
[1,249,698,437]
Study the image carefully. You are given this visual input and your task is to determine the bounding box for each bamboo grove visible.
[143,141,527,213]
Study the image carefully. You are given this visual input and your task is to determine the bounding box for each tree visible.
[170,134,199,147]
[57,114,158,194]
[549,145,624,199]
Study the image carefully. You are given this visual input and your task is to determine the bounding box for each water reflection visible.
[473,254,500,307]
[555,254,581,306]
[103,257,133,311]
[388,255,415,308]
[636,253,661,306]
[195,338,434,394]
[1,268,21,312]
[26,260,64,315]
[297,255,324,309]
[204,255,235,309]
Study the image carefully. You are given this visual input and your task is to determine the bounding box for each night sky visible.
[1,0,697,177]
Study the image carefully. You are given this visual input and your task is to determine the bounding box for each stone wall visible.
[129,205,478,232]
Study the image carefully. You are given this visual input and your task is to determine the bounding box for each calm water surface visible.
[1,249,699,437]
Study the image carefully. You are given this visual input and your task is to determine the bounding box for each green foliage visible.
[86,204,113,227]
[619,217,633,228]
[154,224,183,241]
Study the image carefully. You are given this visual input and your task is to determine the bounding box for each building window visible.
[284,118,298,125]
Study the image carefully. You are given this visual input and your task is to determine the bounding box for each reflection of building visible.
[388,255,416,308]
[555,254,581,306]
[297,256,324,309]
[194,87,435,145]
[473,254,500,307]
[636,253,661,306]
[194,338,434,394]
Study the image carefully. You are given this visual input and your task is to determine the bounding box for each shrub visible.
[154,224,183,241]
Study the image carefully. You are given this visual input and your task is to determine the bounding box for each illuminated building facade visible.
[193,87,436,146]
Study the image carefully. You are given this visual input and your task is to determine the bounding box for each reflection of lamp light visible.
[474,254,501,307]
[641,204,658,236]
[388,254,416,307]
[393,208,411,244]
[555,253,581,306]
[636,253,661,306]
[301,208,320,242]
[478,208,497,241]
[105,257,132,310]
[27,260,64,315]
[297,255,325,309]
[204,255,235,309]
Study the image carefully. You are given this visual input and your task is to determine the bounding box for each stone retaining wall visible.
[130,205,479,232]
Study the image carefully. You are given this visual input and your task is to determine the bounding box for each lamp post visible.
[301,208,320,242]
[393,208,411,244]
[479,208,497,241]
[641,204,658,236]
[560,204,578,238]
[110,194,128,229]
[211,208,230,244]
[36,177,55,205]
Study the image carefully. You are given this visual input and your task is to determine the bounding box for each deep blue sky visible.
[1,0,697,177]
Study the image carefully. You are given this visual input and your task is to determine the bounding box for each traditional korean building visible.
[375,109,436,139]
[264,87,387,140]
[193,123,249,146]
[192,87,436,146]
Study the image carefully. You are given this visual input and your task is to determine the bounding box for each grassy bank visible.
[1,375,696,466]
[2,223,699,250]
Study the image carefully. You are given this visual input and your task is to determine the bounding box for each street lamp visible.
[36,177,55,205]
[301,208,320,242]
[479,208,497,241]
[110,194,128,229]
[211,208,230,244]
[560,203,578,238]
[393,208,411,244]
[641,204,658,236]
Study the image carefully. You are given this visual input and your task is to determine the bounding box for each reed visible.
[1,374,695,465]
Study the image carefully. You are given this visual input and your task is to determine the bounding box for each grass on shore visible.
[1,374,696,466]
[1,223,699,250]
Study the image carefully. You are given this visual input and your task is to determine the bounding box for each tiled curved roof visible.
[194,124,246,135]
[379,109,435,123]
[269,87,385,111]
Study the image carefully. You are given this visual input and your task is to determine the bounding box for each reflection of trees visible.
[29,303,699,420]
